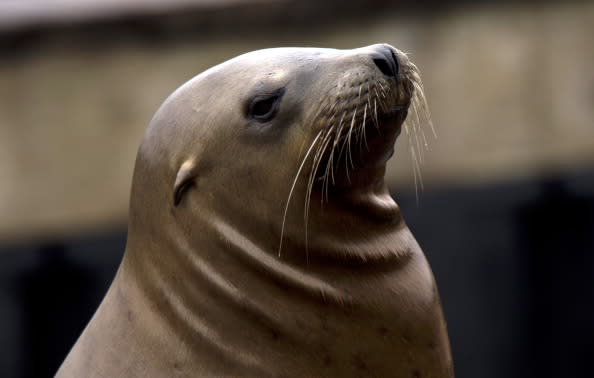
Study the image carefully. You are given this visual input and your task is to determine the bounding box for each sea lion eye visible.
[248,88,285,122]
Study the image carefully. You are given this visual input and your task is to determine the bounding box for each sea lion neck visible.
[113,206,448,377]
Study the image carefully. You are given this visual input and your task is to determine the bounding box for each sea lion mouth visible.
[320,102,409,220]
[320,99,410,183]
[298,81,416,223]
[383,104,410,117]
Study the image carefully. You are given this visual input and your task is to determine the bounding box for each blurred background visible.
[1,0,593,377]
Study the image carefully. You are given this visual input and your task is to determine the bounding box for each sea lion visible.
[57,44,453,377]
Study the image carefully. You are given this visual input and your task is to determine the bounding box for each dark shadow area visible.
[17,243,96,378]
[0,232,126,378]
[516,179,594,378]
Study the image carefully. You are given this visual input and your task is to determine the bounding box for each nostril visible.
[373,57,394,78]
[372,46,399,79]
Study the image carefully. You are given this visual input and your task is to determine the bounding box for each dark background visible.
[1,1,593,377]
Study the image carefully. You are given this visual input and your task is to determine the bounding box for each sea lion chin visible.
[57,44,454,378]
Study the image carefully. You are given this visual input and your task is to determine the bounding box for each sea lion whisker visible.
[355,86,366,148]
[410,143,421,205]
[325,147,335,195]
[373,87,385,119]
[329,112,348,186]
[411,103,423,165]
[412,81,436,139]
[378,83,386,99]
[347,107,358,170]
[342,140,352,185]
[367,83,378,128]
[322,132,337,201]
[325,121,346,201]
[310,130,333,207]
[413,101,429,150]
[304,130,333,262]
[307,131,329,209]
[373,98,380,131]
[372,87,381,105]
[308,126,334,205]
[279,129,324,257]
[333,115,352,186]
[361,103,370,151]
[411,100,429,156]
[356,84,367,144]
[294,129,325,256]
[409,113,425,202]
[308,125,333,208]
[326,100,338,118]
[379,87,387,99]
[334,112,350,169]
[325,133,337,202]
[309,102,329,129]
[317,145,329,204]
[333,111,347,147]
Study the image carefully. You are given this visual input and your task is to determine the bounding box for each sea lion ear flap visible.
[173,160,197,207]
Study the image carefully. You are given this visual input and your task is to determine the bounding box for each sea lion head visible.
[127,43,429,265]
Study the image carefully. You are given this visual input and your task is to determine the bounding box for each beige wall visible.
[1,2,592,242]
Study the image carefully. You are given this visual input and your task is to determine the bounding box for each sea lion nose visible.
[371,45,399,79]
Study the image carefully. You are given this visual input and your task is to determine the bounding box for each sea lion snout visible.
[306,44,416,183]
